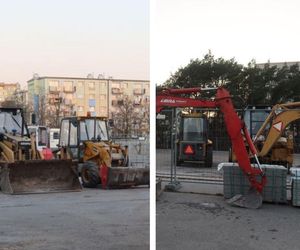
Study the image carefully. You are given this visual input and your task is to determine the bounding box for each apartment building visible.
[0,82,20,103]
[27,75,150,129]
[256,61,300,69]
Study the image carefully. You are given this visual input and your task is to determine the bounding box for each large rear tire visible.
[81,161,100,188]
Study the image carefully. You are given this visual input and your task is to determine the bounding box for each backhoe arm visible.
[254,104,300,157]
[215,88,266,193]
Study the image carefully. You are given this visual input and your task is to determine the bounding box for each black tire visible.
[205,146,213,168]
[80,161,100,188]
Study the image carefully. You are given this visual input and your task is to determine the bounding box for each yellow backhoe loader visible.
[230,103,300,168]
[0,108,81,194]
[58,115,149,189]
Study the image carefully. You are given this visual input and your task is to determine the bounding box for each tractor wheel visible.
[81,161,100,188]
[205,146,213,168]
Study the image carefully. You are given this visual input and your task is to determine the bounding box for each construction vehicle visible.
[230,103,300,169]
[49,128,60,151]
[28,125,54,159]
[176,112,213,167]
[0,108,81,194]
[157,87,267,208]
[57,115,149,189]
[28,126,60,152]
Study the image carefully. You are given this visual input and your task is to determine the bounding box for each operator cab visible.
[28,126,48,151]
[59,116,109,160]
[0,108,29,137]
[243,106,271,139]
[177,112,213,167]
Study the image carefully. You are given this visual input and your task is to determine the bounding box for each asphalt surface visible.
[0,187,149,250]
[157,191,300,250]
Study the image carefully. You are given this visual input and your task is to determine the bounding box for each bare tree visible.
[111,96,149,138]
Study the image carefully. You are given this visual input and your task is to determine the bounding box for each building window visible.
[134,83,142,89]
[76,82,84,98]
[100,94,106,100]
[88,82,95,90]
[99,107,107,115]
[89,106,95,112]
[78,106,83,112]
[77,81,84,87]
[89,99,96,107]
[112,82,121,89]
[49,80,59,92]
[63,81,74,92]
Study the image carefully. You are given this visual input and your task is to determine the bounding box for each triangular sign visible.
[273,121,283,132]
[184,145,194,154]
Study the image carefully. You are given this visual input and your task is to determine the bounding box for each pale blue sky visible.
[0,0,149,86]
[153,0,300,84]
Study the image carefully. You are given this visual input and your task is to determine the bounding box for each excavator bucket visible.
[0,160,82,194]
[100,166,149,189]
[226,188,263,209]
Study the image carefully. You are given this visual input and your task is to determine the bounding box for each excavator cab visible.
[243,106,294,168]
[58,116,149,189]
[243,106,271,139]
[176,113,213,167]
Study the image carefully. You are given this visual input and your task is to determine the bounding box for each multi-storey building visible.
[27,76,150,133]
[0,82,20,104]
[256,61,300,69]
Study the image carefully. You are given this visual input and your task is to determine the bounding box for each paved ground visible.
[157,191,300,250]
[0,187,149,250]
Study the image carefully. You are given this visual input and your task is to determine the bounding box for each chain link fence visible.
[156,108,300,184]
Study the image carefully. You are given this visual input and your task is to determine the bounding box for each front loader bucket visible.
[226,188,263,209]
[101,166,149,189]
[0,160,82,194]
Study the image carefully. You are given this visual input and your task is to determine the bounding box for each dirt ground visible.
[157,191,300,250]
[0,187,149,250]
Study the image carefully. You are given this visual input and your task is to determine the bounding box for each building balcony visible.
[112,100,124,106]
[49,86,60,93]
[133,88,145,95]
[111,88,123,94]
[63,86,76,93]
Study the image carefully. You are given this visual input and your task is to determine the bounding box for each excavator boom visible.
[157,87,267,205]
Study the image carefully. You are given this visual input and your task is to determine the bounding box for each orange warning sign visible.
[184,145,194,154]
[273,121,283,132]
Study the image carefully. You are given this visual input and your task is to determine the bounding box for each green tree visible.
[160,53,300,107]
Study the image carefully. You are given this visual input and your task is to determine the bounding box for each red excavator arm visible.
[157,87,266,193]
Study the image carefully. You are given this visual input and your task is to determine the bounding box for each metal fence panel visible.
[113,138,150,168]
[156,108,300,184]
